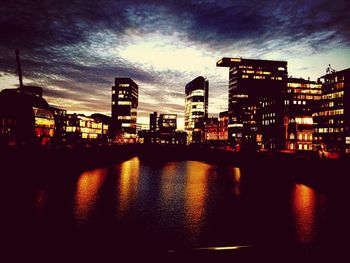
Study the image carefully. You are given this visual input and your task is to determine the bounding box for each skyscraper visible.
[185,76,208,144]
[284,78,322,151]
[217,57,287,150]
[313,68,350,153]
[111,78,138,143]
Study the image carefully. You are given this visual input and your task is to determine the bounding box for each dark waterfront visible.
[2,147,350,262]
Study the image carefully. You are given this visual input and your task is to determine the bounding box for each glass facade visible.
[313,69,350,153]
[217,57,287,150]
[284,78,322,151]
[111,78,138,143]
[185,76,208,144]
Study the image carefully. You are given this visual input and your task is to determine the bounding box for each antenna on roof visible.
[15,49,24,89]
[326,64,336,74]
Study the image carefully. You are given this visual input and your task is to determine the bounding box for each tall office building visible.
[150,112,158,133]
[284,78,322,151]
[185,76,208,144]
[217,57,287,150]
[111,78,138,143]
[313,68,350,153]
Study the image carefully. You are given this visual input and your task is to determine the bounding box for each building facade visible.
[0,86,55,147]
[219,111,229,141]
[111,78,138,143]
[313,68,350,154]
[217,57,287,150]
[185,76,208,144]
[284,78,322,151]
[65,114,108,146]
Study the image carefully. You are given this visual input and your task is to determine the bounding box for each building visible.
[0,86,55,147]
[50,106,67,145]
[91,113,112,145]
[313,67,350,154]
[158,114,177,132]
[284,78,322,151]
[111,78,138,143]
[204,117,219,140]
[217,57,287,150]
[65,114,108,146]
[150,112,158,132]
[139,112,187,145]
[219,111,229,141]
[185,76,208,144]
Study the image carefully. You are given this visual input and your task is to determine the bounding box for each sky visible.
[1,0,350,130]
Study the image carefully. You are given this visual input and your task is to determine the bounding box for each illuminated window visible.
[112,90,115,94]
[230,58,241,62]
[112,101,115,105]
[278,67,285,71]
[242,75,249,78]
[118,101,131,105]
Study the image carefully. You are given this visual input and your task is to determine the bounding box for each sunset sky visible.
[1,0,350,129]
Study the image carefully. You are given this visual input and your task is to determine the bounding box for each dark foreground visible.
[1,145,350,262]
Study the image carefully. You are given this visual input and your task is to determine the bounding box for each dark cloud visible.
[1,0,349,117]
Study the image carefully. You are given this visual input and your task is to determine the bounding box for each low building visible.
[139,112,187,145]
[0,86,55,147]
[65,114,108,146]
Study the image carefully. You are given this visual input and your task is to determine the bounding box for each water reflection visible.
[160,162,178,202]
[34,187,48,223]
[117,157,140,216]
[74,168,107,224]
[232,167,241,197]
[291,184,316,243]
[184,161,210,245]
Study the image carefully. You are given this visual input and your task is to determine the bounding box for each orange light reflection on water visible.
[291,184,316,243]
[74,168,107,224]
[117,157,140,216]
[232,167,241,197]
[160,162,178,202]
[184,161,210,245]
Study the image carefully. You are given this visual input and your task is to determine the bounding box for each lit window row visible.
[118,116,132,120]
[295,117,313,125]
[253,75,265,79]
[262,119,275,125]
[188,89,205,97]
[322,91,344,99]
[255,71,271,75]
[238,65,253,69]
[242,70,255,74]
[262,113,275,119]
[118,101,131,105]
[292,100,306,105]
[297,133,312,141]
[270,77,283,80]
[316,127,344,133]
[318,109,344,116]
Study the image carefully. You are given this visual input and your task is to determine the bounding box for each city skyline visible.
[1,0,350,130]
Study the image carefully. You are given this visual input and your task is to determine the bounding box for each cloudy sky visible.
[1,0,350,129]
